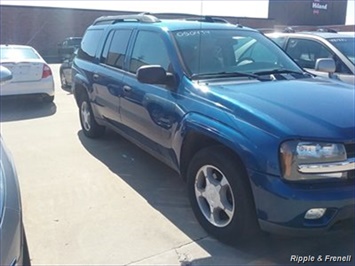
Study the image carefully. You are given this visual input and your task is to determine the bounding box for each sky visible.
[1,0,354,25]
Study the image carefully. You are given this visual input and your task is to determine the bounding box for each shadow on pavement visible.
[78,129,354,266]
[186,231,354,265]
[0,96,56,122]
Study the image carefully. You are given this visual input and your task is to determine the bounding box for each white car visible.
[0,44,55,102]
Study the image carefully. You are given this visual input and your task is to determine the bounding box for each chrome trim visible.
[298,158,355,174]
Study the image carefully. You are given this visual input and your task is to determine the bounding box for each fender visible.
[72,56,98,102]
[172,112,281,176]
[72,70,90,103]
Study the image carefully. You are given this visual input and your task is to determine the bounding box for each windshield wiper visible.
[191,71,269,81]
[253,69,306,76]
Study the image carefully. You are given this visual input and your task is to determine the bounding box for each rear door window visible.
[101,29,132,70]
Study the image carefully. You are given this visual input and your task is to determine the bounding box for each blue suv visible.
[72,14,354,243]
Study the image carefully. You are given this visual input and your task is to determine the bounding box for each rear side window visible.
[129,31,170,73]
[77,29,103,62]
[101,29,132,70]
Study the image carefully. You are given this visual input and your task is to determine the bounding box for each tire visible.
[60,71,69,88]
[78,92,105,138]
[187,146,259,244]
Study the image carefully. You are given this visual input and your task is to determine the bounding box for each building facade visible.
[268,0,348,26]
[0,2,353,62]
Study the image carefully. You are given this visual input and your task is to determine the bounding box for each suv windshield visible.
[328,37,355,65]
[173,29,301,78]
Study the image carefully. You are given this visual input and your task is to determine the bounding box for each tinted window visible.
[129,31,170,73]
[285,39,333,69]
[77,29,103,62]
[101,31,114,63]
[102,30,131,70]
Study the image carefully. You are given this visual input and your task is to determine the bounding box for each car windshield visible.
[0,47,40,60]
[172,29,302,78]
[327,37,355,65]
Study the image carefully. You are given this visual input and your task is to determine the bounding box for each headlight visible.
[280,141,354,181]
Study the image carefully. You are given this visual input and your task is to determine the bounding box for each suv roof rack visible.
[282,27,296,33]
[93,13,160,25]
[280,26,339,34]
[93,13,232,26]
[316,28,338,33]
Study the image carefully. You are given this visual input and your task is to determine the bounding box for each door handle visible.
[123,85,132,93]
[93,73,99,81]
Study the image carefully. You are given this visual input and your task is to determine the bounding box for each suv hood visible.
[205,78,355,140]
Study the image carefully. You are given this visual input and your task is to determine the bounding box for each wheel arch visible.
[177,113,260,182]
[73,75,89,107]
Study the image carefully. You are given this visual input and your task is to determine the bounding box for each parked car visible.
[267,31,355,84]
[58,37,82,61]
[0,66,30,266]
[0,44,55,102]
[59,49,76,89]
[72,14,355,244]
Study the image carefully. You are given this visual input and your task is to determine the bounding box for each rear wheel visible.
[187,146,259,244]
[60,71,69,88]
[79,92,105,138]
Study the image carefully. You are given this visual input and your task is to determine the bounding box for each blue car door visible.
[120,30,179,158]
[93,29,132,126]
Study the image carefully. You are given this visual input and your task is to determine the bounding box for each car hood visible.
[204,78,355,140]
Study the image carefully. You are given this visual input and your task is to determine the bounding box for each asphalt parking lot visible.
[1,64,354,265]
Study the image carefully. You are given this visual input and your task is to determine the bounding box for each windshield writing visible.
[173,29,301,78]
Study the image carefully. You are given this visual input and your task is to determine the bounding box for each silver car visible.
[0,67,30,266]
[268,31,355,85]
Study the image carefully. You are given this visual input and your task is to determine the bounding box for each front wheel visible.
[187,146,259,244]
[78,92,105,138]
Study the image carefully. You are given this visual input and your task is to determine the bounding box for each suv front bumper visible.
[249,171,355,236]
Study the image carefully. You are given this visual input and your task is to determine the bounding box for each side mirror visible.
[0,65,13,85]
[315,58,336,73]
[137,65,167,85]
